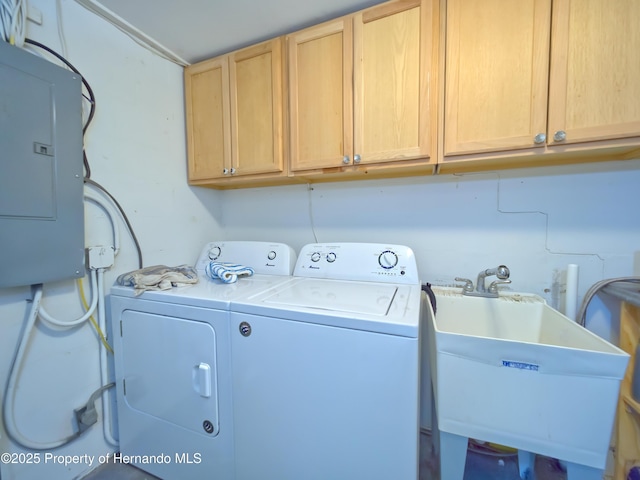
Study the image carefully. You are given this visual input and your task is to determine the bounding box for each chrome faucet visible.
[477,265,510,293]
[455,265,511,298]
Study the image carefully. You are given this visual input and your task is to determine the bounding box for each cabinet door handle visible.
[223,168,229,175]
[553,130,567,142]
[533,133,546,144]
[230,168,236,175]
[342,155,350,164]
[354,154,361,164]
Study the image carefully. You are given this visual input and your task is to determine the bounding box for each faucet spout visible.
[476,265,510,293]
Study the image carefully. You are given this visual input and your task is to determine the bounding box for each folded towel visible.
[116,265,198,296]
[205,262,254,284]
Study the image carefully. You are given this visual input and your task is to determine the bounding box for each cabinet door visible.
[548,0,640,145]
[443,0,551,156]
[288,18,353,171]
[354,0,433,164]
[229,39,285,176]
[184,57,231,181]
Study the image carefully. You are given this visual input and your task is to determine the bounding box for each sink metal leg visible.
[517,450,535,479]
[439,431,467,480]
[431,386,440,456]
[563,461,603,480]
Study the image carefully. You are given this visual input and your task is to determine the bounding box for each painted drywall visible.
[0,1,222,479]
[221,159,640,340]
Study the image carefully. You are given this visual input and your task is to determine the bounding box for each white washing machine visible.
[110,241,296,480]
[228,243,423,480]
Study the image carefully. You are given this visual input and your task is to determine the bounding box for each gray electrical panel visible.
[0,41,85,288]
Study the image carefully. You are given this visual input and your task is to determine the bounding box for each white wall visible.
[0,1,222,479]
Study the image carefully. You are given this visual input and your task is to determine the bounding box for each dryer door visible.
[120,310,219,436]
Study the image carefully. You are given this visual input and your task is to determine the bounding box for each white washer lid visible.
[263,278,397,316]
[232,278,420,337]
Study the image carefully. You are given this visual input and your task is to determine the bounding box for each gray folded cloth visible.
[116,265,198,296]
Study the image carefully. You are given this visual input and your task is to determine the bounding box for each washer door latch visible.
[239,321,252,337]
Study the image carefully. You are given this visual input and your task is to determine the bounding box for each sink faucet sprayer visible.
[455,265,511,298]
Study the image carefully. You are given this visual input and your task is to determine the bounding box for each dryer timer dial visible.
[208,246,222,260]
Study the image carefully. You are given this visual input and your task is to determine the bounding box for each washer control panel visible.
[195,241,296,276]
[294,243,419,285]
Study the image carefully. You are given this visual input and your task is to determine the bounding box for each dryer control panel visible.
[294,243,419,285]
[195,241,297,276]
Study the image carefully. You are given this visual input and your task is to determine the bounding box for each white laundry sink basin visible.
[428,287,629,469]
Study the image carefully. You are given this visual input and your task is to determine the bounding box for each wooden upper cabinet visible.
[548,0,640,146]
[288,0,436,174]
[443,0,551,157]
[184,38,286,185]
[185,57,231,181]
[184,0,640,187]
[354,0,432,165]
[229,38,285,176]
[442,0,640,164]
[288,18,353,171]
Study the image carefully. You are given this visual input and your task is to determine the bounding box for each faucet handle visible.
[488,279,512,294]
[454,277,475,293]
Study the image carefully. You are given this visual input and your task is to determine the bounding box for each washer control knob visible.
[378,250,398,269]
[311,252,321,262]
[326,252,337,263]
[267,250,277,260]
[208,246,222,260]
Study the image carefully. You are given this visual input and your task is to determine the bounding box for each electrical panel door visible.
[0,41,84,288]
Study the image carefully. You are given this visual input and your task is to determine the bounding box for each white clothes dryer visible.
[228,243,423,480]
[109,241,296,480]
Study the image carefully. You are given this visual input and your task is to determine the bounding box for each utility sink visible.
[427,287,629,471]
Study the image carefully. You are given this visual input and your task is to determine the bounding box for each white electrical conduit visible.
[4,271,115,450]
[4,271,99,449]
[85,188,120,445]
[37,269,99,328]
[3,286,82,449]
[84,189,121,256]
[4,185,124,449]
[97,268,118,446]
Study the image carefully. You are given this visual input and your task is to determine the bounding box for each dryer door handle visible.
[193,362,212,398]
